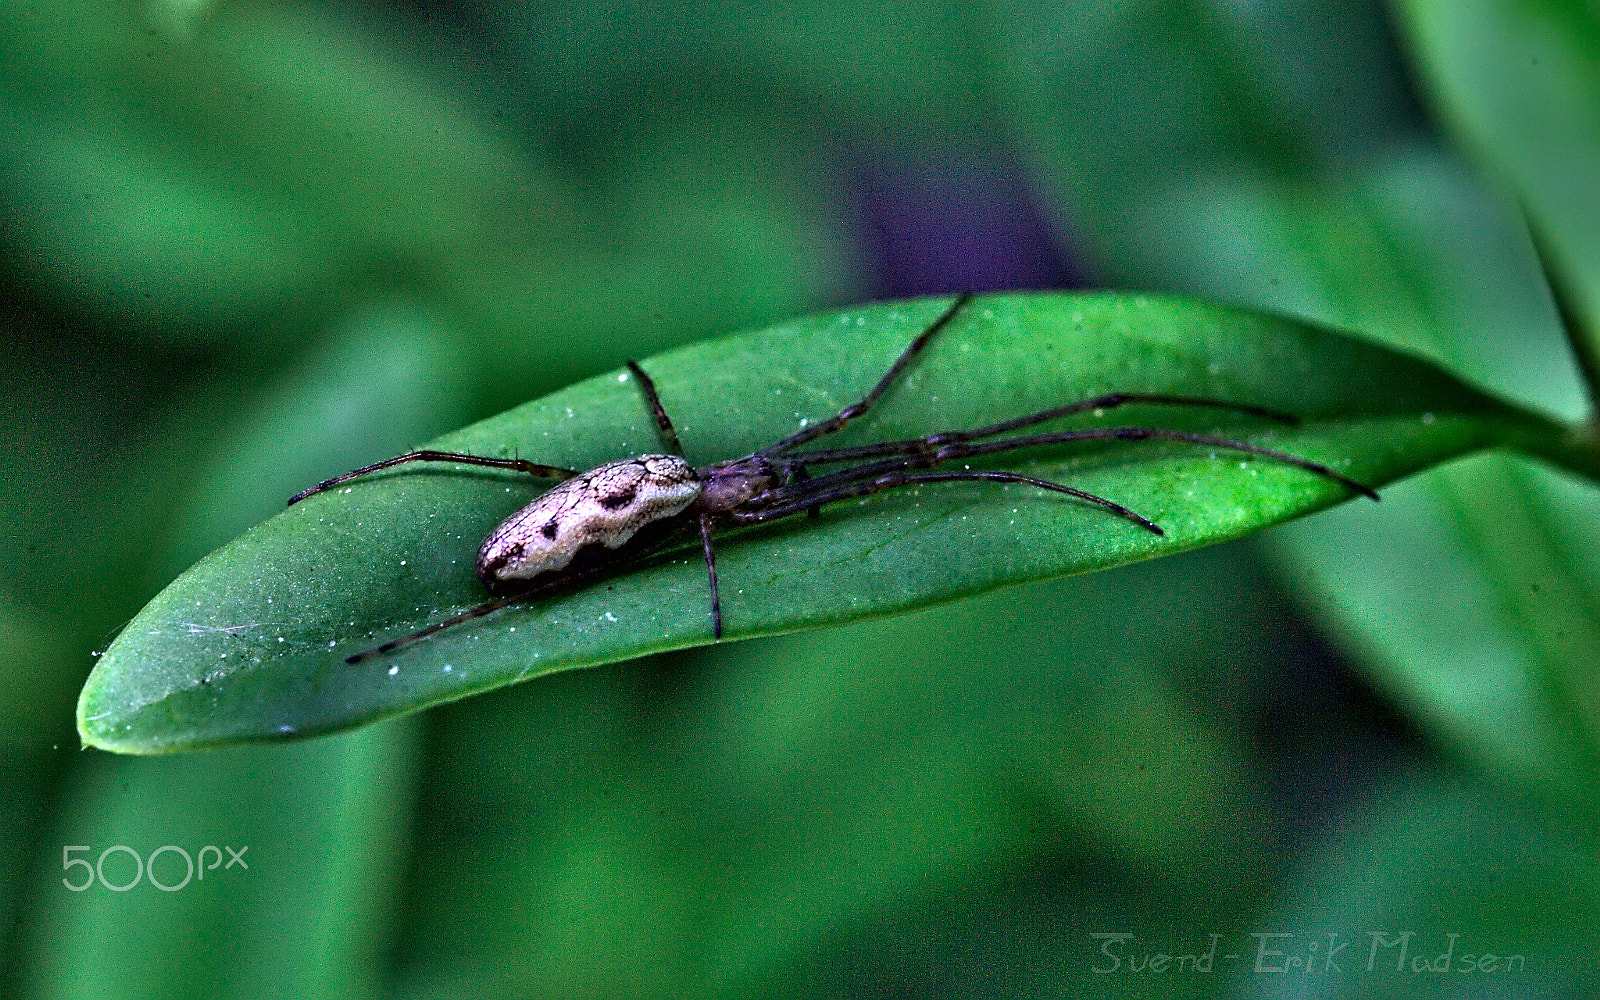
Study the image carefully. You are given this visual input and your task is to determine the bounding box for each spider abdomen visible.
[476,455,700,589]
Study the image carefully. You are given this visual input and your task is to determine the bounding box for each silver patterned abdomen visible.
[476,455,701,589]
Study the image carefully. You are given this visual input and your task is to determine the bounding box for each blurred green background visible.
[3,0,1599,996]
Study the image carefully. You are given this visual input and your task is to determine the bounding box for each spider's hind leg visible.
[289,451,579,505]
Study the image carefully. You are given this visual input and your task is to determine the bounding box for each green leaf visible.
[1393,0,1600,383]
[78,292,1589,753]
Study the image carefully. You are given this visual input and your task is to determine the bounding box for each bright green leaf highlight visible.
[79,292,1587,753]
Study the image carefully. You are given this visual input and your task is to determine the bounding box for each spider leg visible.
[786,463,822,518]
[758,292,973,456]
[625,360,686,456]
[957,392,1298,437]
[342,552,640,663]
[345,511,708,660]
[699,512,722,638]
[787,393,1299,466]
[289,451,579,505]
[343,592,531,663]
[741,469,1161,533]
[774,427,1377,502]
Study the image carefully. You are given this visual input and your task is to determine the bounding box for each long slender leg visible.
[626,360,685,456]
[741,470,1162,533]
[344,593,531,663]
[342,557,625,662]
[784,463,821,518]
[774,427,1378,501]
[785,393,1298,465]
[757,292,973,456]
[950,392,1298,437]
[699,512,722,638]
[289,451,580,505]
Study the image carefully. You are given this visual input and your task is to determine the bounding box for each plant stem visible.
[1509,417,1600,486]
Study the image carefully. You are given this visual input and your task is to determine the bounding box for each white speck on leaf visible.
[388,665,399,676]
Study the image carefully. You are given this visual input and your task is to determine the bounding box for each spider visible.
[289,293,1375,663]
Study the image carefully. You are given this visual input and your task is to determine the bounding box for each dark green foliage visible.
[4,0,1600,996]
